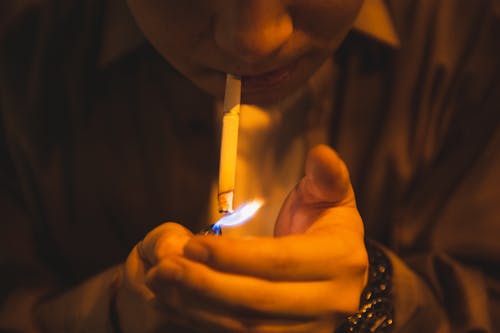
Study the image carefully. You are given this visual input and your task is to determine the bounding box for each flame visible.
[214,200,264,228]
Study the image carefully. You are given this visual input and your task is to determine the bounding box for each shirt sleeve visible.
[387,125,500,332]
[0,39,123,333]
[0,114,120,333]
[0,182,49,333]
[367,2,500,331]
[0,147,124,333]
[0,93,51,332]
[34,266,123,333]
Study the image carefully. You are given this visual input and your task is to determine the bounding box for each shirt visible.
[1,0,499,332]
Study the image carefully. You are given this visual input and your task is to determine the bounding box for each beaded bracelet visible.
[335,241,394,333]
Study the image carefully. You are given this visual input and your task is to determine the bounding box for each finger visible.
[160,297,335,333]
[302,145,353,205]
[183,234,366,281]
[154,290,323,333]
[140,222,193,266]
[182,313,335,333]
[122,244,155,299]
[146,257,363,316]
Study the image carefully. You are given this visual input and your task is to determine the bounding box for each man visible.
[1,0,499,332]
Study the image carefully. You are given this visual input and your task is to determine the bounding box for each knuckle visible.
[236,318,268,333]
[344,297,361,314]
[325,246,368,314]
[155,229,191,258]
[268,243,295,271]
[269,254,295,276]
[346,245,369,276]
[154,235,176,257]
[326,283,361,314]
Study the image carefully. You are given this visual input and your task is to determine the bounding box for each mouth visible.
[198,53,315,104]
[239,62,296,92]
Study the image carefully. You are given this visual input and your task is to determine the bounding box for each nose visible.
[214,0,293,64]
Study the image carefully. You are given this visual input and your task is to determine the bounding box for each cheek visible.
[292,0,364,44]
[126,0,211,62]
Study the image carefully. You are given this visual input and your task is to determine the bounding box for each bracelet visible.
[335,241,394,333]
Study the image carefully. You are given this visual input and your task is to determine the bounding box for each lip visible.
[238,62,297,91]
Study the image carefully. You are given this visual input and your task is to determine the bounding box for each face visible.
[127,0,364,104]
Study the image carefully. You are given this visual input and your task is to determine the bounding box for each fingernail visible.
[184,240,209,263]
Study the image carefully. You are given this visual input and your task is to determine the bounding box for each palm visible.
[274,145,360,237]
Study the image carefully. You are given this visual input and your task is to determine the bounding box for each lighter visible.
[198,223,222,236]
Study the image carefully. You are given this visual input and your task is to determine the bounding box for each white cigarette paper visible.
[218,74,241,213]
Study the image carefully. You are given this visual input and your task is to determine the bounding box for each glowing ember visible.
[214,200,264,228]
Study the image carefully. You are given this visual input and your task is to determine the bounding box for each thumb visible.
[139,222,193,267]
[274,145,355,236]
[301,144,353,205]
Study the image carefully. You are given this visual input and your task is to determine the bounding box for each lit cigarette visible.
[218,74,241,213]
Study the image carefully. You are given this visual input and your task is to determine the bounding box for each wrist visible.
[335,240,394,333]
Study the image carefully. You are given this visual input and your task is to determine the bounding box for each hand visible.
[115,222,196,333]
[145,145,369,333]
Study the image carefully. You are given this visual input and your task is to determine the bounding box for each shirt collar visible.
[98,0,400,68]
[353,0,400,48]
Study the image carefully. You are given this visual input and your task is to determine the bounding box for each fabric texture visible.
[0,0,499,332]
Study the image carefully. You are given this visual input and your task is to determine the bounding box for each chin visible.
[241,84,302,105]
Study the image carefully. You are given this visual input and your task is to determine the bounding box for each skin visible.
[118,146,368,333]
[118,1,367,332]
[126,0,364,104]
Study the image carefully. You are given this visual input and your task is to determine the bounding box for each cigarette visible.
[218,74,241,213]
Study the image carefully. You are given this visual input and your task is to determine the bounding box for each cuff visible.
[377,245,449,332]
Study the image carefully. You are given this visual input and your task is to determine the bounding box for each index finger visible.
[183,231,366,281]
